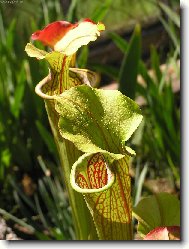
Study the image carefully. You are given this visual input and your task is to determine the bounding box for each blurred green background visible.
[0,0,180,240]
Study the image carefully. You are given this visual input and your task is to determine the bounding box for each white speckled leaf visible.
[55,85,142,157]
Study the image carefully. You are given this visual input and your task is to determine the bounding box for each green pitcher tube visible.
[35,72,98,240]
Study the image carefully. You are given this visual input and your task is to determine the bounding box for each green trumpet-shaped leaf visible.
[70,151,133,239]
[54,85,143,239]
[55,85,142,157]
[133,192,180,238]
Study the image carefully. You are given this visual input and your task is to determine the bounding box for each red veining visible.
[76,173,89,189]
[87,153,108,189]
[59,56,67,94]
[116,173,132,237]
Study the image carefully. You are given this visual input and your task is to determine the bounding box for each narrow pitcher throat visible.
[50,55,73,95]
[35,60,91,100]
[35,55,74,98]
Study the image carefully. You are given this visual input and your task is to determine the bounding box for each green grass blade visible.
[6,19,16,50]
[166,153,180,181]
[66,0,78,22]
[138,60,154,89]
[91,63,119,80]
[35,120,58,158]
[150,46,162,83]
[10,63,26,119]
[118,24,141,99]
[0,208,35,233]
[158,2,180,28]
[134,163,148,206]
[34,231,51,240]
[38,179,60,224]
[159,16,179,51]
[91,0,112,22]
[108,32,128,53]
[0,11,6,45]
[10,179,36,211]
[34,194,50,230]
[41,0,49,25]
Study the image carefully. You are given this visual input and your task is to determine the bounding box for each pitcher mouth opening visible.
[34,69,83,100]
[35,73,55,100]
[35,68,99,100]
[70,153,115,194]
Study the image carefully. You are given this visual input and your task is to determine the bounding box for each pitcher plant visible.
[25,19,143,240]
